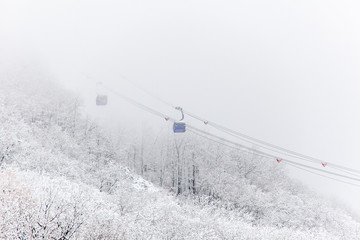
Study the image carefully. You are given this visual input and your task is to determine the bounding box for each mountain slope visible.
[1,71,359,239]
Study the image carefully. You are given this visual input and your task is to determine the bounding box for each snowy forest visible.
[1,70,360,239]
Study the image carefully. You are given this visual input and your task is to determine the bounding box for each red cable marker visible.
[276,158,282,163]
[204,121,209,125]
[165,117,169,121]
[322,162,327,167]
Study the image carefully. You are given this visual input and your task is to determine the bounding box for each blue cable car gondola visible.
[173,106,186,133]
[173,122,186,133]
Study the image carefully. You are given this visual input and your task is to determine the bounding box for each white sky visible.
[1,0,360,216]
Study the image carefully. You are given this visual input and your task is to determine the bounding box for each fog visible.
[1,0,360,215]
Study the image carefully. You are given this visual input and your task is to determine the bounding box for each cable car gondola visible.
[96,94,108,106]
[173,122,186,133]
[96,82,108,106]
[173,107,186,133]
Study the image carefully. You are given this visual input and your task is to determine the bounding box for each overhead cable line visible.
[191,127,360,187]
[328,165,360,179]
[122,81,360,175]
[187,128,271,160]
[118,79,323,160]
[207,122,319,164]
[188,125,360,183]
[186,112,360,175]
[210,123,360,178]
[102,82,360,184]
[103,85,175,122]
[285,162,360,188]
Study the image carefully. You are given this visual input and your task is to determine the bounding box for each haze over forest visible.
[1,0,360,239]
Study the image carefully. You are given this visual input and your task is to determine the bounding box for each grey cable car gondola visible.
[173,106,186,133]
[96,95,108,106]
[96,82,108,106]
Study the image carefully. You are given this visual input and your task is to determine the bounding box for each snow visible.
[0,75,359,239]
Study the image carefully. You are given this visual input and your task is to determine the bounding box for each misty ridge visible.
[0,66,359,239]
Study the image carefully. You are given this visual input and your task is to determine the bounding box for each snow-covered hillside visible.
[1,72,359,239]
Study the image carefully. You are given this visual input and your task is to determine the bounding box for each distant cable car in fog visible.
[96,95,108,105]
[96,82,108,106]
[173,107,186,133]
